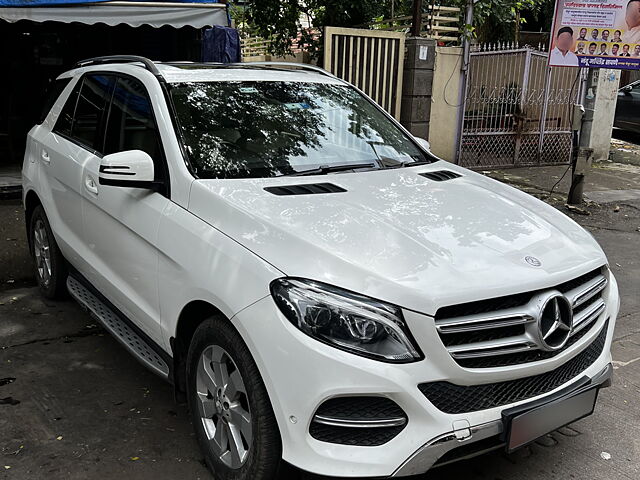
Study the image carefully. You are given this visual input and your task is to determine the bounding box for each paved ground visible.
[1,162,639,480]
[611,129,640,167]
[0,165,22,200]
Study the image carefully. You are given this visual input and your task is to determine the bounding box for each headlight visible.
[270,278,422,363]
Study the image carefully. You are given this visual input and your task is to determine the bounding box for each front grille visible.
[435,267,607,368]
[309,396,407,446]
[419,321,608,414]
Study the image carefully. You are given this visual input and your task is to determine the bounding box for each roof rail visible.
[161,61,342,82]
[74,55,164,81]
[227,62,338,79]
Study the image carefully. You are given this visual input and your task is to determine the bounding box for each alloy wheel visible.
[196,345,252,469]
[33,219,52,287]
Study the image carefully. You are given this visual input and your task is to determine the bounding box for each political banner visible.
[549,0,640,69]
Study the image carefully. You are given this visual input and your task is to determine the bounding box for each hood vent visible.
[264,183,346,196]
[420,170,462,182]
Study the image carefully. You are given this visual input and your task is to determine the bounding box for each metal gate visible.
[458,46,581,168]
[324,27,405,119]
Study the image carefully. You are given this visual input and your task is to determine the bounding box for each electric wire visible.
[548,67,582,197]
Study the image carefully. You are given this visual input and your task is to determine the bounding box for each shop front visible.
[0,0,232,170]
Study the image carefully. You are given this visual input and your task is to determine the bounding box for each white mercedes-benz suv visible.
[22,56,618,479]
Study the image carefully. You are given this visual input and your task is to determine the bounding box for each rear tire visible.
[29,205,68,299]
[186,316,283,480]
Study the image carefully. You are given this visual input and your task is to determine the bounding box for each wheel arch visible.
[24,189,43,251]
[171,300,229,401]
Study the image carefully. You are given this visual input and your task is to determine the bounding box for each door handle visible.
[41,150,50,164]
[85,175,98,195]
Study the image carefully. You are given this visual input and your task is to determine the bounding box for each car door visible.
[38,75,113,267]
[81,74,169,345]
[615,82,640,132]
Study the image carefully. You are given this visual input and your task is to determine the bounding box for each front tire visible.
[29,205,68,299]
[186,316,282,480]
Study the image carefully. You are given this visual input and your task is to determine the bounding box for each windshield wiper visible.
[385,159,433,169]
[286,163,377,176]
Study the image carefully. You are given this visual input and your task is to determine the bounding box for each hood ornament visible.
[524,256,542,267]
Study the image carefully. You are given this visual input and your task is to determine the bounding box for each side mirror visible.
[99,150,160,190]
[413,136,431,152]
[621,85,633,94]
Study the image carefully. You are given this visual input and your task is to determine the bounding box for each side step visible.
[67,276,170,379]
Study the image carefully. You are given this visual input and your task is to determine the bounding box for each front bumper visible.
[230,275,619,478]
[393,362,613,476]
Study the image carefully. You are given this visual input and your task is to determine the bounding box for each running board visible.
[67,276,169,379]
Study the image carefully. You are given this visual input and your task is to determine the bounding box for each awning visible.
[0,1,229,29]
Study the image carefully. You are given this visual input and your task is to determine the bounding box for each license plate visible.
[505,386,599,452]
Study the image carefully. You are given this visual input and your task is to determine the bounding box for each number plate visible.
[505,386,599,452]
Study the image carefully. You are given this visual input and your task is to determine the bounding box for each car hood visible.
[188,162,606,315]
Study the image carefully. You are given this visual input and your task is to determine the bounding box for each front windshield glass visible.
[169,81,432,179]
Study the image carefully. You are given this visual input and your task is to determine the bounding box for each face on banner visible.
[549,0,640,69]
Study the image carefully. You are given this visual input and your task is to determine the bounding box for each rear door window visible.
[54,81,80,137]
[39,78,72,125]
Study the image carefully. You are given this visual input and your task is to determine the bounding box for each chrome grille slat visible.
[449,339,536,359]
[566,275,607,308]
[435,268,607,368]
[436,311,535,333]
[571,298,605,335]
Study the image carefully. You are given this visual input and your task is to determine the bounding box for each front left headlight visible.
[270,278,422,363]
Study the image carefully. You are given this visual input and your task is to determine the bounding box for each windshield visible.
[169,81,432,179]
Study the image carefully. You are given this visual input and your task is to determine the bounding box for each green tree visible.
[243,0,388,59]
[240,0,553,56]
[458,0,550,43]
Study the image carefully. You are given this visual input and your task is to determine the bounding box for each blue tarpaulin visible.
[202,26,241,63]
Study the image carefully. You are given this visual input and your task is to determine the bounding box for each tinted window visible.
[54,81,80,137]
[170,81,430,179]
[104,77,162,165]
[72,75,115,150]
[39,78,72,125]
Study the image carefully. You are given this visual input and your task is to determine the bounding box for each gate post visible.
[514,48,532,165]
[400,37,436,139]
[538,66,553,163]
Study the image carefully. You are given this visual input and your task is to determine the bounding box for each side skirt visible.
[67,273,172,381]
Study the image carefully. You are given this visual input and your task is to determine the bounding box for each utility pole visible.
[454,0,474,163]
[411,0,423,37]
[568,69,596,204]
[461,0,474,74]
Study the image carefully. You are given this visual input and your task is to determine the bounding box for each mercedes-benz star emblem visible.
[538,294,573,351]
[524,256,542,267]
